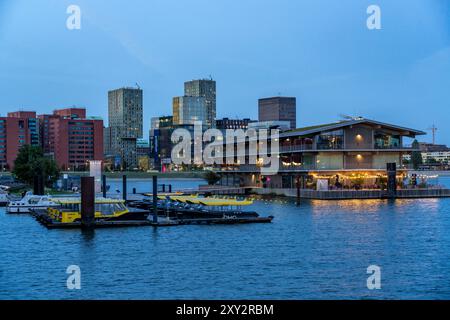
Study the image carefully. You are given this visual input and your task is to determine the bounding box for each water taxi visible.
[7,192,59,213]
[129,194,259,219]
[44,197,149,223]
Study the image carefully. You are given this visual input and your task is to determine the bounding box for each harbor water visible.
[1,177,450,299]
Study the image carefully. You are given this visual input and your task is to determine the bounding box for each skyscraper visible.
[150,116,174,170]
[258,96,297,129]
[173,96,207,126]
[184,79,216,127]
[107,87,143,169]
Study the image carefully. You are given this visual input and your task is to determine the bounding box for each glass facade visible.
[316,130,344,150]
[374,132,401,149]
[173,96,208,126]
[184,79,216,127]
[28,118,40,146]
[108,87,143,169]
[316,153,344,170]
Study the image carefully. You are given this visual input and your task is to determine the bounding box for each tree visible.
[411,140,423,170]
[12,145,60,187]
[204,170,221,185]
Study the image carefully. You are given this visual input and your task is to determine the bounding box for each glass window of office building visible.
[316,130,344,150]
[374,132,401,149]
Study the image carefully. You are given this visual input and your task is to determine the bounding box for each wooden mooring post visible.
[81,176,95,228]
[296,176,301,206]
[152,176,158,223]
[387,163,397,199]
[102,174,107,198]
[122,175,127,201]
[33,175,45,196]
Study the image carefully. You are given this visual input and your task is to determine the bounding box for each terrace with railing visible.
[278,142,415,153]
[215,161,410,173]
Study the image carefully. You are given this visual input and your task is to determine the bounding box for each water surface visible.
[1,178,450,299]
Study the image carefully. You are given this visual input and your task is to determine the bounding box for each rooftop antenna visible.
[135,82,141,89]
[428,124,437,145]
[339,114,364,121]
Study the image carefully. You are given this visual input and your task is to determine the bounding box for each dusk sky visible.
[1,0,449,143]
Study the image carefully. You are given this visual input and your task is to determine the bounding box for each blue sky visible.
[0,0,449,143]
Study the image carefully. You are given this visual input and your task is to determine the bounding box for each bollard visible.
[102,175,107,198]
[168,184,172,193]
[62,175,68,191]
[122,175,127,201]
[162,184,166,193]
[152,176,158,223]
[387,163,397,199]
[81,176,95,228]
[133,188,136,194]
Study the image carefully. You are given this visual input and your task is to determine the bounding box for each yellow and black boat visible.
[129,195,259,219]
[40,197,149,223]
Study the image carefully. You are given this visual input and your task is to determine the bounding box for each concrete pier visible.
[254,187,450,200]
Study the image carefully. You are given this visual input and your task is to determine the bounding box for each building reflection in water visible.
[310,198,440,216]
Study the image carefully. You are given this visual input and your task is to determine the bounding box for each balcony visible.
[279,144,314,153]
[214,160,410,173]
[279,143,415,153]
[374,144,414,150]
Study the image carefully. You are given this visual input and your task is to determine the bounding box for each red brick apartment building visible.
[38,108,103,171]
[0,111,39,170]
[1,108,103,171]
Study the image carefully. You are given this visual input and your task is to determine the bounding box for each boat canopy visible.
[159,195,253,206]
[143,192,183,197]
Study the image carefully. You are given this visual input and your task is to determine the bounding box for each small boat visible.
[39,197,149,223]
[129,195,260,220]
[6,192,59,213]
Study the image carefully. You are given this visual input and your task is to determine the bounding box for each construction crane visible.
[428,124,437,145]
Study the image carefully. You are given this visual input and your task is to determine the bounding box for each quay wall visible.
[253,188,450,199]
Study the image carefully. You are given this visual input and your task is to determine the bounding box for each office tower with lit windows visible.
[150,116,174,170]
[107,87,143,169]
[183,79,216,127]
[173,96,208,126]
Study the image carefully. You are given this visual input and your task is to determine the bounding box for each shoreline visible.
[409,170,450,177]
[106,177,205,181]
[62,171,207,179]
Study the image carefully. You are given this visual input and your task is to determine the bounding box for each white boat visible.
[6,192,59,213]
